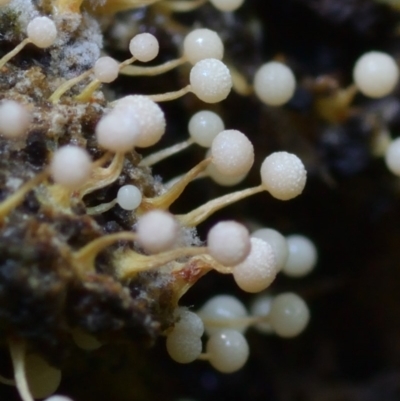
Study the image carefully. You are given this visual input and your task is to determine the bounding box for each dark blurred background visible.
[3,0,400,400]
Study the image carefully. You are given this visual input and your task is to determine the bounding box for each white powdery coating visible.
[114,95,166,147]
[269,292,310,338]
[27,17,57,48]
[96,110,140,152]
[54,14,102,79]
[250,294,274,334]
[50,146,92,189]
[188,110,225,148]
[385,137,400,176]
[117,185,142,211]
[173,307,204,337]
[353,51,399,98]
[58,40,101,78]
[260,151,307,200]
[183,29,224,65]
[206,329,249,373]
[282,234,317,278]
[166,331,202,364]
[251,228,288,271]
[4,1,38,42]
[207,221,251,266]
[176,225,202,249]
[129,33,159,62]
[25,354,62,399]
[190,59,232,103]
[254,61,296,106]
[198,294,248,335]
[0,100,31,138]
[209,0,245,12]
[137,210,179,253]
[94,56,119,83]
[211,129,254,177]
[233,237,278,293]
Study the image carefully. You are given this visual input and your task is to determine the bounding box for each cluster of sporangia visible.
[1,0,400,400]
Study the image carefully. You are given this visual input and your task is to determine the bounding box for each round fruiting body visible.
[233,237,278,293]
[207,221,251,266]
[188,110,224,147]
[0,100,31,138]
[254,61,296,106]
[183,29,224,65]
[353,51,399,98]
[283,234,317,277]
[269,293,310,338]
[209,0,245,12]
[211,130,254,177]
[251,228,288,271]
[136,210,179,253]
[198,295,248,334]
[114,95,166,147]
[94,57,119,83]
[117,185,142,211]
[129,33,159,62]
[27,17,57,48]
[190,59,232,103]
[96,110,140,152]
[50,146,92,189]
[385,137,400,176]
[206,329,249,373]
[260,151,307,200]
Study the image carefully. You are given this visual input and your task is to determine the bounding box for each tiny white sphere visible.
[129,33,159,62]
[233,237,278,293]
[25,354,62,399]
[94,56,119,83]
[250,294,274,334]
[44,396,74,401]
[206,329,249,373]
[96,109,140,152]
[254,61,296,106]
[260,151,307,201]
[283,234,317,278]
[136,210,179,253]
[207,221,251,266]
[353,51,399,98]
[188,110,225,148]
[0,100,31,138]
[251,228,288,271]
[198,295,248,335]
[384,137,400,176]
[166,330,202,364]
[211,129,254,177]
[114,95,166,147]
[183,29,224,65]
[50,146,92,189]
[209,0,245,12]
[269,292,310,338]
[173,308,204,337]
[117,184,142,211]
[27,16,57,48]
[190,58,232,103]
